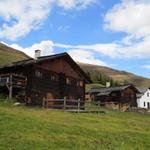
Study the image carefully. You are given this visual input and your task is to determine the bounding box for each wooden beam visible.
[9,75,13,99]
[0,73,25,78]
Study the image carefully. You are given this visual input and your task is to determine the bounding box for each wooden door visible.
[46,92,54,107]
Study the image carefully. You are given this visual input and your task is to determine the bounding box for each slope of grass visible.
[0,100,150,150]
[78,62,150,88]
[86,83,105,91]
[0,43,29,66]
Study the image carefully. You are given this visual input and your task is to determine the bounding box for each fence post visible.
[64,97,66,110]
[78,99,80,112]
[9,75,13,99]
[98,101,100,110]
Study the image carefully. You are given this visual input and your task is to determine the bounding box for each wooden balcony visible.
[0,73,27,98]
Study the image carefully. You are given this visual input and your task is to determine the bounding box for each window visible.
[66,77,71,85]
[51,75,55,81]
[77,81,83,87]
[112,93,117,97]
[144,102,146,107]
[50,74,59,82]
[147,92,149,97]
[148,102,150,109]
[35,70,43,78]
[77,81,81,86]
[80,81,83,87]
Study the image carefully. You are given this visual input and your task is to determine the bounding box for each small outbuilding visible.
[137,88,150,109]
[87,84,140,110]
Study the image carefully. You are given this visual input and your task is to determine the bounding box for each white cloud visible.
[55,42,122,58]
[104,0,150,38]
[142,64,150,69]
[5,40,54,58]
[68,49,108,66]
[56,0,150,59]
[0,0,52,41]
[0,0,96,41]
[3,40,108,66]
[101,0,150,58]
[57,0,97,10]
[2,0,150,61]
[57,25,70,31]
[55,41,150,58]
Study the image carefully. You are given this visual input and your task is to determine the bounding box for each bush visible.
[0,94,8,100]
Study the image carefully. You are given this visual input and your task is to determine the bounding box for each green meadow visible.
[0,100,150,150]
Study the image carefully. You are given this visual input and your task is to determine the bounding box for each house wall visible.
[121,87,137,106]
[137,89,150,109]
[38,58,83,79]
[96,87,137,107]
[26,58,85,105]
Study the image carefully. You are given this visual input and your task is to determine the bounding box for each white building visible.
[137,88,150,109]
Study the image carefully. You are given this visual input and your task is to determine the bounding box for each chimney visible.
[35,50,41,59]
[106,82,111,88]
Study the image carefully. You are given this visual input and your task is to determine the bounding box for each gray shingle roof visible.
[88,84,140,95]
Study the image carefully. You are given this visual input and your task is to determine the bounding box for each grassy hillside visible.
[78,62,150,88]
[0,43,29,66]
[86,83,105,91]
[0,100,150,150]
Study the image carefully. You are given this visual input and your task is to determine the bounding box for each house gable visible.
[137,88,150,109]
[37,57,83,80]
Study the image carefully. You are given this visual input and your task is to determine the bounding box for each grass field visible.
[0,100,150,150]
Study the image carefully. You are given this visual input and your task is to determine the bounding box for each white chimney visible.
[35,50,41,59]
[106,82,111,88]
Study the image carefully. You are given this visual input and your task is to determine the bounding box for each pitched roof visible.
[97,91,111,96]
[138,87,150,94]
[89,84,140,95]
[0,52,91,83]
[137,87,150,98]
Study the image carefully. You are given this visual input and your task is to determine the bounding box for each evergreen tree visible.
[86,71,121,87]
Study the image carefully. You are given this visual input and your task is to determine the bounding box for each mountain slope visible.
[0,43,29,66]
[78,62,150,88]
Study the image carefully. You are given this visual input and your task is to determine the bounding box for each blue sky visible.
[0,0,150,78]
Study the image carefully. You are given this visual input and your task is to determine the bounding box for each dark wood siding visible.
[25,58,86,105]
[38,58,83,79]
[96,86,137,107]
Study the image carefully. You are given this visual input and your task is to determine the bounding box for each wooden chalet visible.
[87,84,140,109]
[0,52,91,107]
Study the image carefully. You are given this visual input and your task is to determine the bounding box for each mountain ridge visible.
[78,62,150,88]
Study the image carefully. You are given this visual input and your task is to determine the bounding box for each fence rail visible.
[43,99,150,113]
[43,98,121,111]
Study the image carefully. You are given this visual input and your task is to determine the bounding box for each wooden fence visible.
[43,98,122,111]
[43,98,85,110]
[128,107,150,114]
